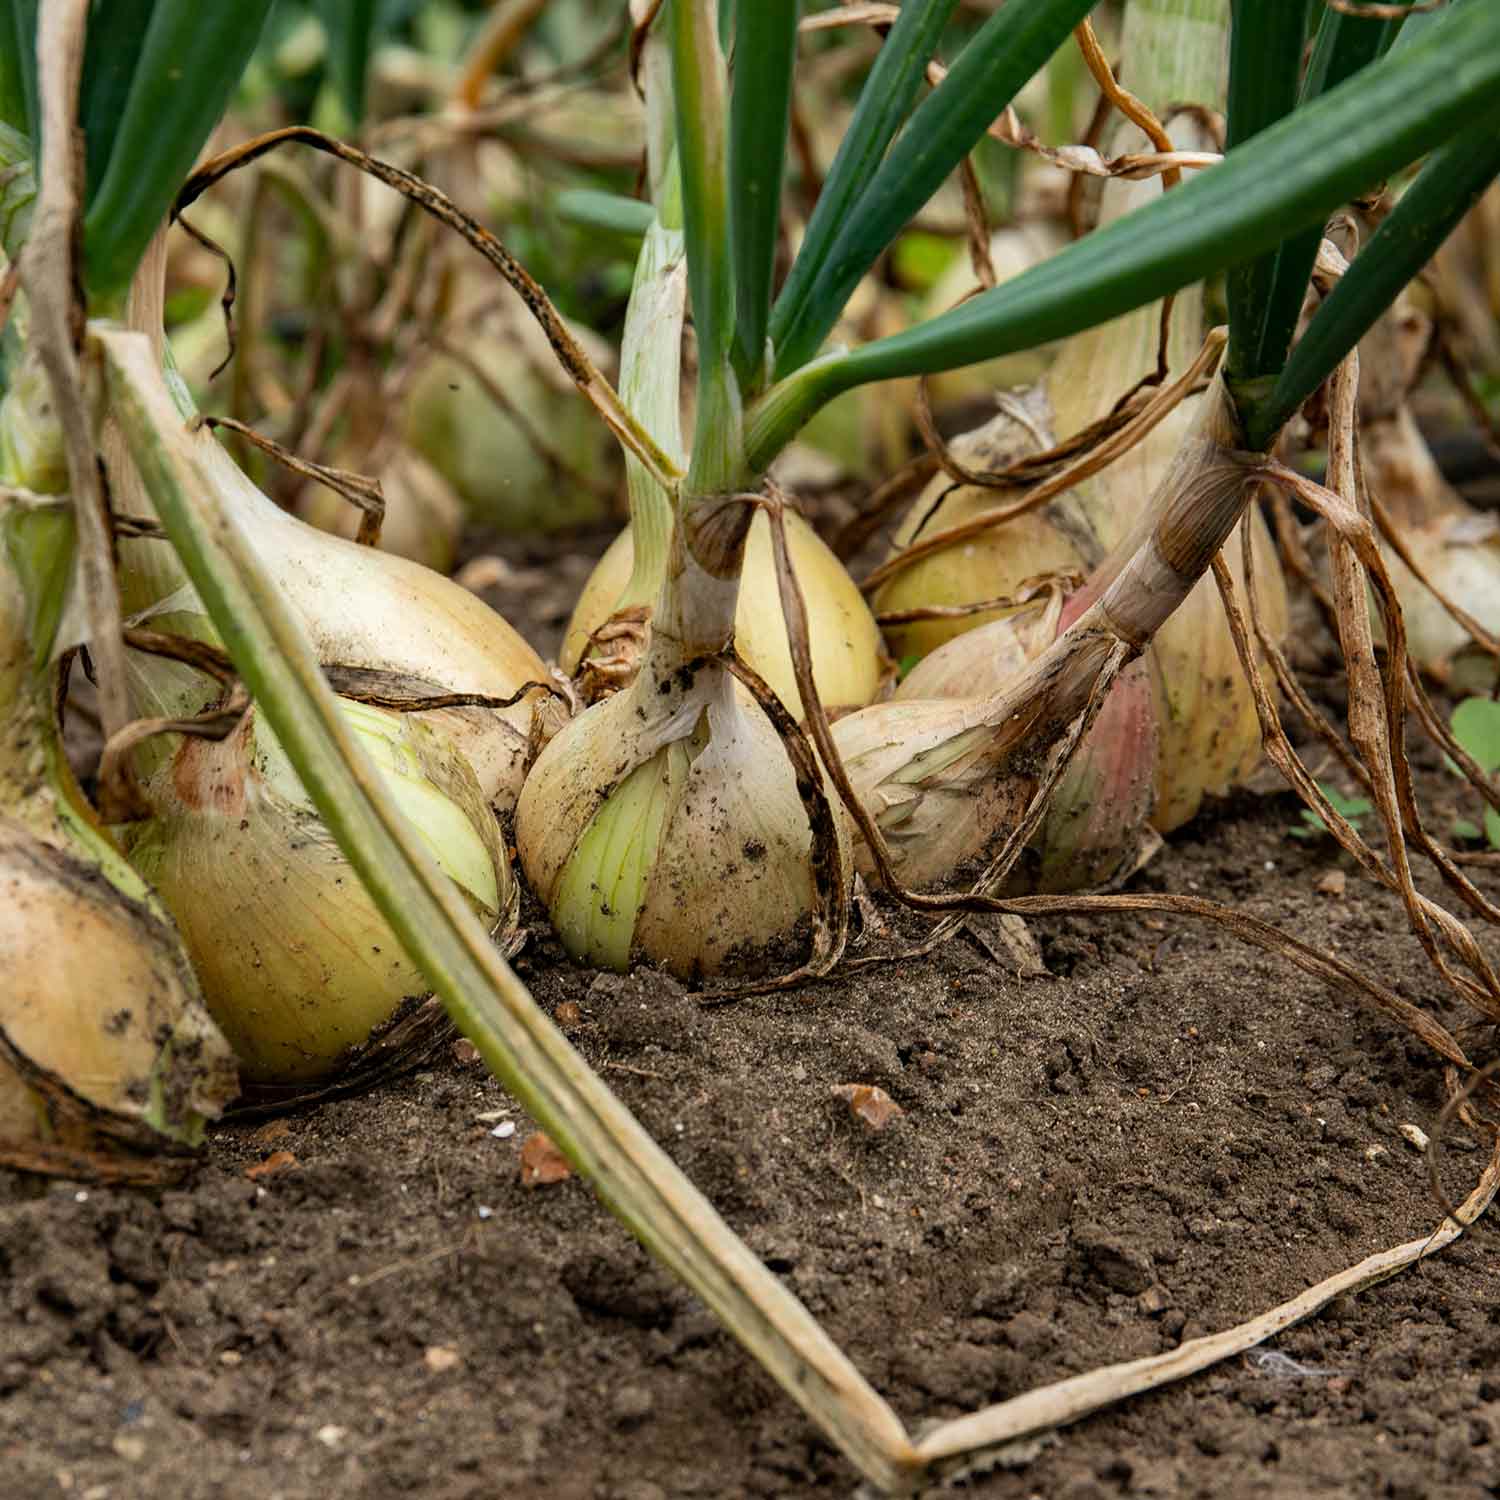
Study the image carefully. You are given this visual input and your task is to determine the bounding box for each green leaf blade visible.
[772,0,1095,379]
[746,0,1500,468]
[767,0,960,365]
[1255,105,1500,448]
[316,0,383,129]
[1226,0,1396,386]
[82,0,275,305]
[727,0,799,391]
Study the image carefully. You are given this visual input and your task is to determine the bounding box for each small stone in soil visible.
[1316,869,1347,897]
[831,1083,903,1132]
[555,1000,584,1029]
[424,1345,461,1373]
[520,1132,573,1187]
[451,1038,482,1067]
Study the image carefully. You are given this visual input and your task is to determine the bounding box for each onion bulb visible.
[1357,296,1500,692]
[519,539,852,980]
[124,695,516,1086]
[402,273,618,534]
[840,376,1255,894]
[111,362,552,814]
[0,491,237,1165]
[872,391,1092,665]
[562,508,887,717]
[1364,404,1500,691]
[298,442,466,576]
[101,231,554,814]
[892,584,1159,892]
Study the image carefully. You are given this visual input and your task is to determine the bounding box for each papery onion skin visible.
[1364,404,1500,692]
[126,698,515,1085]
[114,403,552,814]
[562,509,887,718]
[891,593,1159,893]
[0,494,238,1158]
[0,820,238,1150]
[518,652,852,982]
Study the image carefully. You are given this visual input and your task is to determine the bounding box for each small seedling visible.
[1447,697,1500,849]
[1289,783,1373,841]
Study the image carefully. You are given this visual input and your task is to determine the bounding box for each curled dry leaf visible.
[832,1084,904,1133]
[520,1131,574,1187]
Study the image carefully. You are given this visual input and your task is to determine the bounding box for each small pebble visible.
[490,1121,516,1139]
[424,1345,461,1373]
[1398,1121,1430,1151]
[314,1425,346,1449]
[111,1434,146,1463]
[611,1384,655,1428]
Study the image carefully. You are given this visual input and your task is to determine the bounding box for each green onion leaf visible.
[1226,0,1397,385]
[82,0,275,306]
[771,0,1095,379]
[746,0,1500,469]
[768,0,960,369]
[727,0,799,392]
[1253,106,1500,450]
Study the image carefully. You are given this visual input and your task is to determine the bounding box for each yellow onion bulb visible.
[402,280,617,533]
[298,443,466,576]
[1364,405,1500,692]
[115,406,552,814]
[0,818,238,1153]
[125,697,515,1086]
[871,400,1092,665]
[517,659,852,981]
[889,583,1159,892]
[562,509,887,719]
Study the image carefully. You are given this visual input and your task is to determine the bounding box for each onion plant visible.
[4,0,1500,1490]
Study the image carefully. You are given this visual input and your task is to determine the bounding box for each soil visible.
[5,526,1500,1500]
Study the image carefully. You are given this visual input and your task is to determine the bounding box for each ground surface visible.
[4,528,1499,1500]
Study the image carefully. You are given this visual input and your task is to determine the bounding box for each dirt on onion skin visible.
[6,534,1500,1500]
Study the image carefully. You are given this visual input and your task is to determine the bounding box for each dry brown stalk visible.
[20,0,136,818]
[198,415,387,547]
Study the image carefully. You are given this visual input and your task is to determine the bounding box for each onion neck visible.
[617,216,687,612]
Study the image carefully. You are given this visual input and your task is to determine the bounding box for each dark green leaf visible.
[1,0,38,144]
[82,0,276,306]
[316,0,383,128]
[745,0,1500,469]
[1223,0,1309,384]
[772,0,1095,378]
[1252,104,1500,447]
[767,0,960,366]
[728,0,799,390]
[79,0,156,199]
[1227,0,1398,384]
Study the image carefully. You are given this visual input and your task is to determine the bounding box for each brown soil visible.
[5,533,1500,1500]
